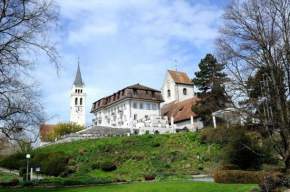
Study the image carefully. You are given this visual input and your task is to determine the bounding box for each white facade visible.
[92,99,161,128]
[70,85,86,126]
[70,64,86,126]
[161,71,195,104]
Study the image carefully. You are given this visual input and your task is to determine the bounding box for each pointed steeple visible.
[73,62,85,86]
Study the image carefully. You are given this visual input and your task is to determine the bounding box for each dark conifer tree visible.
[192,54,230,126]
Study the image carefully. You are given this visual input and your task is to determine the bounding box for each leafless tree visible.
[216,0,290,171]
[0,0,60,143]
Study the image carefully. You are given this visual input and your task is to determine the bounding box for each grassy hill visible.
[0,132,223,181]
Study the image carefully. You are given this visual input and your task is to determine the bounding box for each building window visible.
[133,102,137,109]
[139,103,143,109]
[122,90,125,96]
[152,104,156,110]
[167,89,171,97]
[133,89,137,95]
[146,103,151,110]
[134,114,138,120]
[75,98,78,105]
[152,91,155,98]
[81,89,82,93]
[183,88,187,95]
[80,98,83,105]
[75,89,77,93]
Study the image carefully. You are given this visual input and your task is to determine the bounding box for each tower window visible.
[80,98,83,105]
[75,98,78,105]
[183,88,187,95]
[167,90,171,97]
[152,91,155,98]
[133,89,137,95]
[75,89,77,93]
[81,89,82,93]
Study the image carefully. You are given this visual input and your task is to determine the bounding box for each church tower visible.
[70,63,86,126]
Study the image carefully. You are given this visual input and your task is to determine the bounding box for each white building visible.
[161,70,203,130]
[161,70,195,104]
[90,84,165,128]
[70,63,86,126]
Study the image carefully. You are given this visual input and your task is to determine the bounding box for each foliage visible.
[44,122,85,142]
[199,125,276,170]
[0,0,60,141]
[0,172,21,184]
[38,152,69,176]
[192,54,230,126]
[100,161,117,172]
[259,171,290,192]
[214,170,262,184]
[216,0,290,171]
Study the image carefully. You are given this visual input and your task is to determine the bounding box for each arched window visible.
[75,89,77,93]
[80,98,83,105]
[75,98,78,105]
[183,88,187,95]
[167,90,171,97]
[78,89,80,93]
[80,89,82,93]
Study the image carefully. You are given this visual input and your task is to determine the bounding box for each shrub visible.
[0,178,19,187]
[40,152,69,176]
[219,164,240,170]
[100,161,117,172]
[259,172,290,192]
[144,175,156,180]
[91,161,101,170]
[214,170,262,184]
[19,167,26,176]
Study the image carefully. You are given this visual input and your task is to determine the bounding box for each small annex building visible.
[161,70,204,130]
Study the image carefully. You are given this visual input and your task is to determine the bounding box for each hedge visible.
[214,170,262,184]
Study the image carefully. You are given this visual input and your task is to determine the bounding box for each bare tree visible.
[0,0,59,142]
[216,0,290,171]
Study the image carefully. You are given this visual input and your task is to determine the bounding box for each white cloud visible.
[37,0,229,124]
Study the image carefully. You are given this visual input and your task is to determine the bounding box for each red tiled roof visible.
[91,84,164,112]
[168,70,193,85]
[161,97,200,123]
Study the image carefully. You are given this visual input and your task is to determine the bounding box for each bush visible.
[19,167,26,176]
[100,161,117,172]
[144,175,156,181]
[40,152,69,176]
[219,164,240,170]
[214,170,262,184]
[91,161,101,170]
[259,172,290,192]
[0,178,19,187]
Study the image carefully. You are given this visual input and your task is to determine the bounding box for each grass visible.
[0,172,21,183]
[0,181,258,192]
[0,133,224,178]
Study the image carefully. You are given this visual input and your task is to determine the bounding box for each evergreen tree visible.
[192,54,229,126]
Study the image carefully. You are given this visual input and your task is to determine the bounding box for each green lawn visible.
[0,181,258,192]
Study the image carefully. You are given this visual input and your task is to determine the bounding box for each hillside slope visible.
[0,133,223,179]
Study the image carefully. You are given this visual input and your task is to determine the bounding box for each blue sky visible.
[36,0,232,125]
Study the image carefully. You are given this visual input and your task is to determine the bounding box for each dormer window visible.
[122,90,125,96]
[133,89,137,95]
[167,90,171,97]
[152,91,155,98]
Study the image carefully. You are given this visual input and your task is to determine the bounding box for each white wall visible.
[70,85,86,126]
[93,99,161,128]
[161,71,195,104]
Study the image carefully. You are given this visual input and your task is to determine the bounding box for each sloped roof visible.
[91,84,164,112]
[168,70,193,85]
[161,97,200,123]
[73,63,85,86]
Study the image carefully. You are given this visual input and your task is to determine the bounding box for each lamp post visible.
[26,154,31,181]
